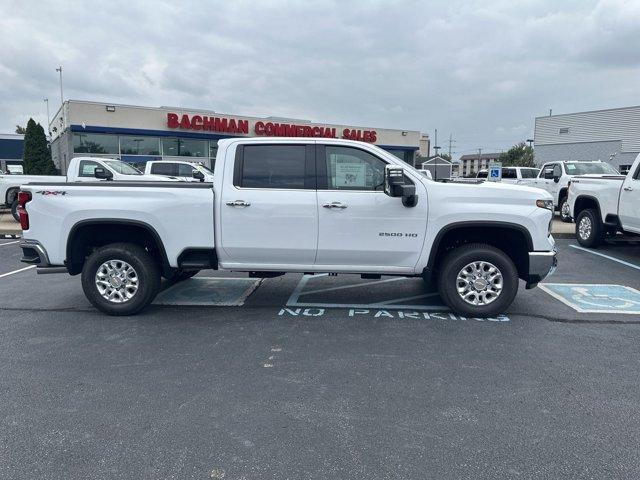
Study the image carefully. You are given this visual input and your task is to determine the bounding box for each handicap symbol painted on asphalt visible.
[539,283,640,314]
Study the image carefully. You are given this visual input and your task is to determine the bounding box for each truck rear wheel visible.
[81,242,161,316]
[437,243,518,318]
[576,209,604,248]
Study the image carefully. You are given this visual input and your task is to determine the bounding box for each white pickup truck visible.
[568,153,640,247]
[17,138,557,317]
[1,157,176,220]
[524,160,619,222]
[144,160,214,182]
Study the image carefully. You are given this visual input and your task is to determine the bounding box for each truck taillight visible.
[17,191,31,230]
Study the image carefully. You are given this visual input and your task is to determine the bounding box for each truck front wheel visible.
[81,242,161,316]
[559,197,572,223]
[575,209,604,248]
[437,244,518,318]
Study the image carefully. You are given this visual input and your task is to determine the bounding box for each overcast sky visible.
[1,0,638,159]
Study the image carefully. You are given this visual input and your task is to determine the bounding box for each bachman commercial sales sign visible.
[166,112,378,143]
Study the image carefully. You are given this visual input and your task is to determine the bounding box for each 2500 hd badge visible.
[379,232,419,238]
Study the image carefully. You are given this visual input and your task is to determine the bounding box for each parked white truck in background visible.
[17,138,557,317]
[476,167,540,184]
[144,160,215,182]
[568,153,640,247]
[1,157,178,220]
[523,160,619,222]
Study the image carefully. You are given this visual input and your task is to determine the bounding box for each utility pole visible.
[433,129,441,156]
[448,133,456,157]
[55,66,64,104]
[44,98,50,137]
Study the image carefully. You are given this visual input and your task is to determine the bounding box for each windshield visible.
[103,160,143,175]
[565,162,619,175]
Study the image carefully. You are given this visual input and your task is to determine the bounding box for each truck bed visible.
[21,181,215,268]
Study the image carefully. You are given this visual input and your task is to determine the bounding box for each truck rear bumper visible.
[526,249,558,289]
[19,239,68,274]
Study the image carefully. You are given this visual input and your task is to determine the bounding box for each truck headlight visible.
[536,199,554,211]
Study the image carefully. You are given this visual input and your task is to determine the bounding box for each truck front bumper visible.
[526,248,558,289]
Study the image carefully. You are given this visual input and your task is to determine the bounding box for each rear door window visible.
[236,145,309,189]
[150,163,176,176]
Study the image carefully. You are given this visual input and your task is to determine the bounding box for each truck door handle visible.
[323,202,347,209]
[623,187,634,191]
[226,200,251,207]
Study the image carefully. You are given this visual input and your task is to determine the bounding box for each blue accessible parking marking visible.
[154,277,261,306]
[539,283,640,314]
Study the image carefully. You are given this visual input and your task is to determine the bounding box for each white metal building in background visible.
[534,105,640,174]
[49,100,430,174]
[420,156,452,181]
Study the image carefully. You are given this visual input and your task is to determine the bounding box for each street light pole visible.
[44,98,50,137]
[55,66,64,104]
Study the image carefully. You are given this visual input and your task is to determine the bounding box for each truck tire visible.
[437,243,518,318]
[575,209,604,248]
[559,197,572,223]
[81,242,161,316]
[10,199,19,222]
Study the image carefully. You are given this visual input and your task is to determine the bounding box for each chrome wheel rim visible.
[456,261,503,306]
[578,216,592,240]
[95,260,139,303]
[561,202,570,220]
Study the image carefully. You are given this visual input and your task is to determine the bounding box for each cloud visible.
[0,0,638,158]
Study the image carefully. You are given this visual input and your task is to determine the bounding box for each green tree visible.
[499,142,535,167]
[15,125,26,134]
[22,118,58,175]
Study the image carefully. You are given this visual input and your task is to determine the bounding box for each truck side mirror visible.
[384,165,418,207]
[553,174,561,183]
[94,167,113,181]
[192,170,205,182]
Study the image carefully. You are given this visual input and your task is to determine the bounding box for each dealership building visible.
[49,100,429,174]
[534,105,640,174]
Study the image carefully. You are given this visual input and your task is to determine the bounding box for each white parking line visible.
[569,245,640,271]
[0,240,19,247]
[0,265,35,279]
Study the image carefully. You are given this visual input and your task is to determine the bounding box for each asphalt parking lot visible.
[1,237,640,479]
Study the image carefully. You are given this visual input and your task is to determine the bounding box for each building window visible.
[558,127,570,134]
[73,133,119,154]
[162,137,207,157]
[120,136,160,155]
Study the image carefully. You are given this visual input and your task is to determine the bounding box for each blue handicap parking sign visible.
[540,283,640,314]
[490,169,500,178]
